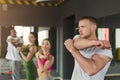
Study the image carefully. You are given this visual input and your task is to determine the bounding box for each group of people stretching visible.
[5,29,54,80]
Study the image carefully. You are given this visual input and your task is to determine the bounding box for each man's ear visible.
[92,24,97,32]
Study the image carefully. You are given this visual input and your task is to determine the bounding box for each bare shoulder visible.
[30,45,37,49]
[29,45,37,52]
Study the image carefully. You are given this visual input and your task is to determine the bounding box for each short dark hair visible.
[10,28,15,31]
[79,16,98,25]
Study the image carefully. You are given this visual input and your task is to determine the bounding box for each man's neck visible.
[87,34,97,40]
[11,35,16,37]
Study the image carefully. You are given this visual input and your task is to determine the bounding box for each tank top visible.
[36,53,53,71]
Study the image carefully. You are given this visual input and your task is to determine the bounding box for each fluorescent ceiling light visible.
[36,0,56,2]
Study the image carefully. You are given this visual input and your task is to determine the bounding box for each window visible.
[97,28,109,41]
[15,26,49,46]
[38,27,49,45]
[14,26,34,45]
[116,28,120,48]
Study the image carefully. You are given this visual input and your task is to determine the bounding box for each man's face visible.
[10,29,16,37]
[78,19,94,38]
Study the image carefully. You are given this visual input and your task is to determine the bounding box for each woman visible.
[36,38,54,80]
[17,32,38,80]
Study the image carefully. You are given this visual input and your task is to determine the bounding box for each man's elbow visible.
[85,68,98,76]
[74,41,82,50]
[87,72,96,76]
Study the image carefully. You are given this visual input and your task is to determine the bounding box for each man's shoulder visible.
[7,35,12,38]
[73,34,80,39]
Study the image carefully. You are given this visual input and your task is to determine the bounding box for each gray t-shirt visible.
[71,35,112,80]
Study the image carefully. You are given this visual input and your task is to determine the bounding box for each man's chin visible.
[80,36,88,39]
[80,36,84,38]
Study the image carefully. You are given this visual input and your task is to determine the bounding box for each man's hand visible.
[17,47,24,52]
[64,39,78,53]
[93,40,112,50]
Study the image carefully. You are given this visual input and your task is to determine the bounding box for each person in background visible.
[5,28,23,80]
[17,32,38,80]
[64,16,112,80]
[36,38,54,80]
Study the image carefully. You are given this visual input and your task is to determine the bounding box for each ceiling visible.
[0,0,70,7]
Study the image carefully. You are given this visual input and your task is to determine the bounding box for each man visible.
[5,28,23,80]
[64,16,112,80]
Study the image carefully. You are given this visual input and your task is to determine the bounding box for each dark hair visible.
[79,16,98,26]
[10,28,16,32]
[30,32,38,47]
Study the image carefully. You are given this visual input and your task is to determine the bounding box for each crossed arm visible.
[17,45,37,62]
[7,38,22,47]
[64,38,112,76]
[36,52,54,73]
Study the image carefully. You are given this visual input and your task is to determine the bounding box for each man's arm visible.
[64,39,112,76]
[7,37,22,47]
[74,38,112,50]
[70,50,111,76]
[7,38,18,47]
